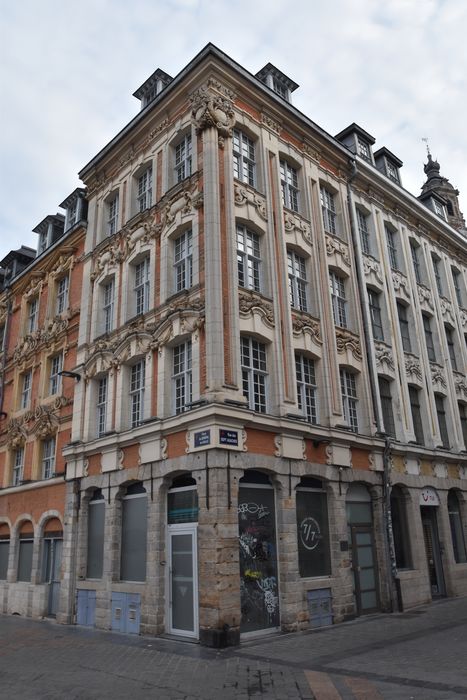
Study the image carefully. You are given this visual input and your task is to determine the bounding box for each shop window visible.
[0,526,10,580]
[87,490,105,579]
[168,475,198,524]
[120,483,147,582]
[17,527,34,582]
[296,478,331,578]
[448,491,467,564]
[390,486,412,569]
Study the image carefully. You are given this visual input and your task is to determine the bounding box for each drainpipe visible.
[346,158,399,613]
[0,290,13,415]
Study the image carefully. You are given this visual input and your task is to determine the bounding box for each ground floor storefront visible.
[1,450,466,646]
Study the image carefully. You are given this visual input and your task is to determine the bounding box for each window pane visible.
[0,540,9,579]
[120,494,147,582]
[18,540,33,581]
[87,500,105,578]
[296,490,331,577]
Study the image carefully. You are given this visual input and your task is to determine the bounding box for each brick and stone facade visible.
[1,44,466,645]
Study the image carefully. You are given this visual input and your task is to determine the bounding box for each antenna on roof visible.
[422,137,431,157]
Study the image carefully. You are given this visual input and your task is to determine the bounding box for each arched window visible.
[448,491,467,564]
[390,486,412,569]
[120,482,147,582]
[0,524,10,580]
[168,475,198,524]
[87,490,105,579]
[296,477,330,578]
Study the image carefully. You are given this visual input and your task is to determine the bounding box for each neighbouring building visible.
[1,44,466,646]
[0,194,86,619]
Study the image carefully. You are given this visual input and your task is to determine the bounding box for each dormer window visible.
[374,147,403,185]
[432,198,446,219]
[59,188,87,232]
[33,214,65,256]
[133,68,173,110]
[255,63,299,104]
[386,161,399,182]
[358,139,371,161]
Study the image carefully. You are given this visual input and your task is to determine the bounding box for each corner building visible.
[55,45,467,645]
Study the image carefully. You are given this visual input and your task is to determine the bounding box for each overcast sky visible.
[1,0,466,260]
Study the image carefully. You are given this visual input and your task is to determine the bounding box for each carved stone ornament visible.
[284,212,312,245]
[261,111,282,135]
[454,375,467,399]
[418,284,434,311]
[234,183,268,220]
[48,251,75,280]
[326,234,350,267]
[190,83,235,137]
[144,118,170,147]
[0,298,8,325]
[160,438,168,460]
[159,183,200,236]
[302,142,320,162]
[292,313,322,345]
[363,255,383,284]
[439,297,455,325]
[460,309,467,329]
[430,364,447,390]
[13,317,69,364]
[238,290,275,328]
[274,435,282,458]
[32,410,58,439]
[119,145,136,167]
[405,356,422,383]
[91,242,124,280]
[87,171,107,196]
[325,445,333,465]
[335,327,362,360]
[23,274,45,300]
[6,420,27,448]
[392,271,410,299]
[374,343,395,372]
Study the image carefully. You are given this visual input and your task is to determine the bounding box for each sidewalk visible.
[0,596,466,699]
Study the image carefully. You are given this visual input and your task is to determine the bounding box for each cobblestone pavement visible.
[1,596,466,699]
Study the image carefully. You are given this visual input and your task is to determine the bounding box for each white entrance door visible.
[168,524,198,638]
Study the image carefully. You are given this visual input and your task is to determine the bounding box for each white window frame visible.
[102,278,115,334]
[241,336,267,413]
[340,369,358,433]
[288,250,308,311]
[410,243,422,284]
[358,139,371,161]
[97,375,108,437]
[27,297,38,334]
[174,134,192,184]
[173,341,192,415]
[296,353,318,424]
[21,370,32,409]
[368,289,384,341]
[320,186,337,235]
[356,209,370,255]
[49,354,63,395]
[42,437,56,479]
[385,225,398,270]
[386,160,399,183]
[432,256,443,295]
[130,361,145,428]
[174,230,193,293]
[56,276,69,315]
[12,447,24,486]
[452,269,462,306]
[236,225,261,292]
[137,167,153,213]
[329,272,347,328]
[233,129,256,187]
[134,257,150,316]
[280,160,299,212]
[107,193,119,236]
